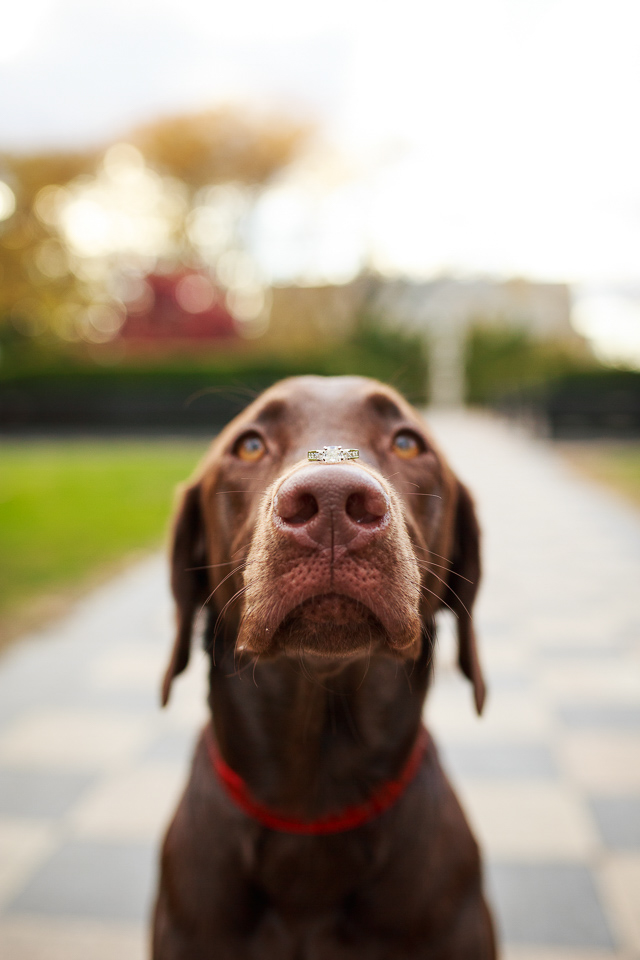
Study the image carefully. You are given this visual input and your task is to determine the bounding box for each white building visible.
[369,277,575,406]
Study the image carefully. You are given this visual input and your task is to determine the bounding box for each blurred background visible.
[0,2,639,958]
[2,0,640,637]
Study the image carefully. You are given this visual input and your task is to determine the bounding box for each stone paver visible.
[0,411,639,959]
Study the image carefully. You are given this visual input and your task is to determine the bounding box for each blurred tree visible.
[0,150,97,351]
[0,110,309,357]
[2,151,97,205]
[465,324,595,404]
[132,109,310,333]
[133,108,308,189]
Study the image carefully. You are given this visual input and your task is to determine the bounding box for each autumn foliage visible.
[0,107,308,349]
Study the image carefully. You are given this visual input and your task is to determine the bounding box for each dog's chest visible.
[252,828,378,910]
[229,831,382,958]
[247,909,391,960]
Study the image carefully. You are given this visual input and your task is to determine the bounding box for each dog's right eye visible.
[392,431,423,460]
[235,433,266,462]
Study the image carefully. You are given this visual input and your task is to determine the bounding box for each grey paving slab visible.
[487,862,615,948]
[1,413,639,957]
[537,643,628,659]
[485,668,532,691]
[7,840,157,922]
[141,729,196,764]
[0,769,96,818]
[440,742,558,779]
[557,704,640,730]
[589,797,640,849]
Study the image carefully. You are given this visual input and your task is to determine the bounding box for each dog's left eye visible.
[235,434,266,462]
[392,431,423,459]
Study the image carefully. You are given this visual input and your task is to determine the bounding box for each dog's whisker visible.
[230,608,256,676]
[429,566,474,586]
[387,474,420,488]
[290,637,335,695]
[187,559,248,571]
[413,558,474,584]
[198,562,248,618]
[229,540,253,560]
[419,582,460,621]
[216,490,266,495]
[423,568,473,619]
[414,545,463,566]
[355,628,374,693]
[224,651,255,679]
[294,637,314,686]
[251,654,261,687]
[422,620,437,671]
[213,582,251,644]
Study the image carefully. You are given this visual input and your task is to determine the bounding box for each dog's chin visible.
[271,593,388,660]
[236,593,423,661]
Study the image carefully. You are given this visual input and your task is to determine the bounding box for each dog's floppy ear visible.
[161,482,210,706]
[443,480,486,715]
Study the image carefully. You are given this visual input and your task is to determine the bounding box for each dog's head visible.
[162,376,485,712]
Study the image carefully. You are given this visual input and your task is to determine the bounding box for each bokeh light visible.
[0,181,16,222]
[59,145,188,261]
[175,274,216,314]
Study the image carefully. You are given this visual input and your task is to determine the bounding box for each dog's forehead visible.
[246,375,414,430]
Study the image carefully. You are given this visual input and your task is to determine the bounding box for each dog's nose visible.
[274,464,389,548]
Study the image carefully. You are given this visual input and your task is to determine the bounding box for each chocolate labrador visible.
[153,375,496,959]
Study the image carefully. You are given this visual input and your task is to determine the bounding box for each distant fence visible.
[3,365,639,438]
[0,326,430,435]
[0,370,265,434]
[499,370,640,439]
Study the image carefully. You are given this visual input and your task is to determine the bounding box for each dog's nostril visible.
[346,492,384,525]
[281,492,319,525]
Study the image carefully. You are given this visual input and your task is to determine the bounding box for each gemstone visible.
[324,446,343,463]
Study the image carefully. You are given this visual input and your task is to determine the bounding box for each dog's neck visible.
[207,627,434,819]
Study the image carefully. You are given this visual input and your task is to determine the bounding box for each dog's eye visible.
[392,431,423,460]
[235,434,266,462]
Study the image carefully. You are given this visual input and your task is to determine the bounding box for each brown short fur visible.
[153,375,496,959]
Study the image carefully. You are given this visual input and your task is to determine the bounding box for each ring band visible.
[308,445,359,463]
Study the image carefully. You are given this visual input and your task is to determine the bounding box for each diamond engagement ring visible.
[308,445,359,463]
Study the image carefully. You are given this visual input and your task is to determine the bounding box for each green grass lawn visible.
[561,443,640,509]
[0,439,208,643]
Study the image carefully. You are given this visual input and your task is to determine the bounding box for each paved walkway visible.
[0,413,639,960]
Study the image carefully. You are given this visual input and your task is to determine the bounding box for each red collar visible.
[205,725,429,835]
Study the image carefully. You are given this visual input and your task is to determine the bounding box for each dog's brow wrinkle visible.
[255,399,287,424]
[366,393,402,419]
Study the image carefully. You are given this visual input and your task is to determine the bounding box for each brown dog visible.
[153,375,496,959]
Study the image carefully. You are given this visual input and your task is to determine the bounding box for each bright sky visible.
[1,0,640,362]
